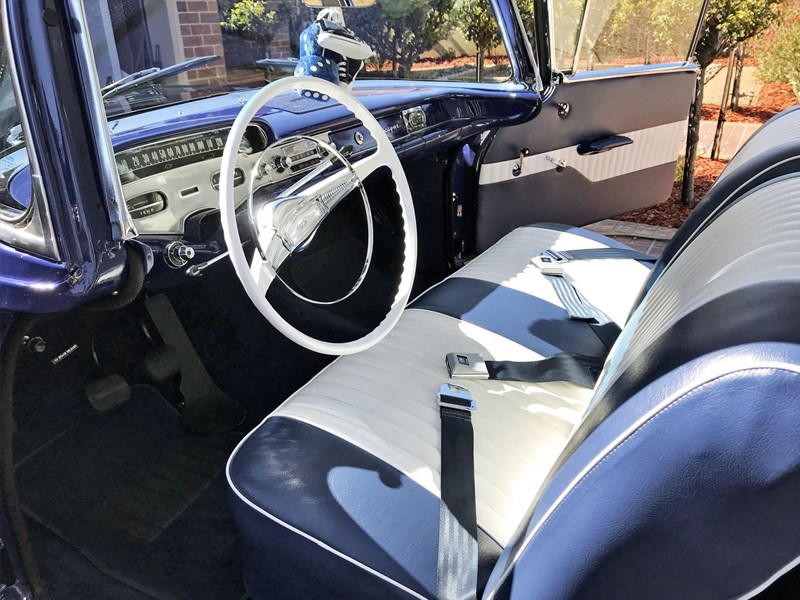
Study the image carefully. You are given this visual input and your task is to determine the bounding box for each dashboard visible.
[118,124,338,235]
[107,83,540,273]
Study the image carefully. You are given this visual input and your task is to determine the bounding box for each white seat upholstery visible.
[233,224,652,545]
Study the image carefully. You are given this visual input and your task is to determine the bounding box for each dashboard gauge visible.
[115,125,267,182]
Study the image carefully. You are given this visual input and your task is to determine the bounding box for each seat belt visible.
[533,247,658,267]
[436,384,479,600]
[446,352,603,389]
[533,248,637,350]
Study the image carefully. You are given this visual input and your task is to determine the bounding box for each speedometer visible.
[116,125,267,183]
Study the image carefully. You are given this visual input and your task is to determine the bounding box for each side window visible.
[550,0,704,74]
[0,45,30,221]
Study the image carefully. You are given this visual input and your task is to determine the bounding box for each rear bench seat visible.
[227,106,800,599]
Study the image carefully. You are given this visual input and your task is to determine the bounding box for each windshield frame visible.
[0,0,58,259]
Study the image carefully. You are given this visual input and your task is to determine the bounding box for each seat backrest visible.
[636,105,800,304]
[484,173,800,599]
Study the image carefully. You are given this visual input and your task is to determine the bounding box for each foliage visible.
[756,13,800,99]
[454,0,500,55]
[453,0,532,79]
[220,0,314,55]
[221,0,278,40]
[347,0,456,77]
[694,0,784,67]
[454,0,534,51]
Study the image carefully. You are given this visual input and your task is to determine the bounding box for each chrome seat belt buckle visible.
[437,383,476,412]
[532,250,569,276]
[445,352,489,379]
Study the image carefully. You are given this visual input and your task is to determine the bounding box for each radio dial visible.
[272,155,290,173]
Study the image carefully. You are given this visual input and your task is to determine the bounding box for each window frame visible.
[0,0,58,260]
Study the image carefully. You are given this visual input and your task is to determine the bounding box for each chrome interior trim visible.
[0,0,59,259]
[562,63,698,84]
[67,0,137,241]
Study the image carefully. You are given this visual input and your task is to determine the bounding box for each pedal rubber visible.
[145,346,181,383]
[86,374,131,412]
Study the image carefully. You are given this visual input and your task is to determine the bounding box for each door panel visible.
[475,68,696,252]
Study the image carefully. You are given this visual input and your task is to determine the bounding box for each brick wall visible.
[175,0,227,85]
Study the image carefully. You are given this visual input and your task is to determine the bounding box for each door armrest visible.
[576,135,633,156]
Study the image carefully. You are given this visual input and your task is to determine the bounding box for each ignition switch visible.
[165,241,195,269]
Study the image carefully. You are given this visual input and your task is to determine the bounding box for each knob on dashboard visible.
[165,241,196,269]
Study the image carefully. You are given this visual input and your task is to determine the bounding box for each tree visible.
[347,0,455,77]
[220,0,314,56]
[454,0,498,81]
[679,0,783,206]
[454,0,533,81]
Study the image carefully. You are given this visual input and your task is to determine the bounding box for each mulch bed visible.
[701,83,797,123]
[616,82,797,228]
[614,158,728,228]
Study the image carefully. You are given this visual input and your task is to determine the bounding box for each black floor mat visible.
[16,386,245,600]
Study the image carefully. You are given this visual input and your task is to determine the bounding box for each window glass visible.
[549,0,703,73]
[350,0,513,83]
[0,31,31,221]
[87,0,513,120]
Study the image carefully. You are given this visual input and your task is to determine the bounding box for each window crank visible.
[512,147,530,177]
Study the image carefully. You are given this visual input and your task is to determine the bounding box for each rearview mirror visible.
[302,0,375,6]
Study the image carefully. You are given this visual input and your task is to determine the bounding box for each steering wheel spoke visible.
[351,150,387,182]
[249,251,276,297]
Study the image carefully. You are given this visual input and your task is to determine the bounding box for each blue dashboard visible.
[1,79,539,311]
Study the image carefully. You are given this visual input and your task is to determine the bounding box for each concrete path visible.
[702,65,762,108]
[586,220,677,257]
[697,120,761,161]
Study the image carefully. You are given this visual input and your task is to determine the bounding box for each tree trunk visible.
[710,47,736,161]
[681,66,706,207]
[476,47,484,82]
[730,43,745,112]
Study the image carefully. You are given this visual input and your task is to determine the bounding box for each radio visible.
[259,137,330,180]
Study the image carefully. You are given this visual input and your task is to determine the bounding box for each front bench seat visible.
[228,108,800,599]
[227,175,800,600]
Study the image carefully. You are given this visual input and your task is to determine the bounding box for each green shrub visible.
[757,18,800,100]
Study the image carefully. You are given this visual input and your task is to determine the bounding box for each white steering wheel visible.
[219,76,417,355]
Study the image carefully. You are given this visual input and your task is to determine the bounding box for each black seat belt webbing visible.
[485,354,604,389]
[436,384,479,600]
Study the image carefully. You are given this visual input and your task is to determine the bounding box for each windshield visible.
[89,0,514,119]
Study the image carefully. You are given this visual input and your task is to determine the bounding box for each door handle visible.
[576,135,633,156]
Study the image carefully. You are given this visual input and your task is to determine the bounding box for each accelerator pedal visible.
[86,374,131,412]
[144,294,245,435]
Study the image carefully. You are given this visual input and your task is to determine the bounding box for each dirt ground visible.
[616,82,797,227]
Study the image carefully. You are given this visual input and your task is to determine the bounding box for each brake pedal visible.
[86,374,131,412]
[144,346,181,383]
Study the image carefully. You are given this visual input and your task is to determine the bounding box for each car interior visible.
[3,0,800,599]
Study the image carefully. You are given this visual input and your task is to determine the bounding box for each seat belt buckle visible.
[532,250,570,276]
[437,383,476,412]
[445,352,489,379]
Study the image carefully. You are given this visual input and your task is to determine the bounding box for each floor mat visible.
[16,386,245,600]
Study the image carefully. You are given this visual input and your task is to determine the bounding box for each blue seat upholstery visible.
[227,106,800,599]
